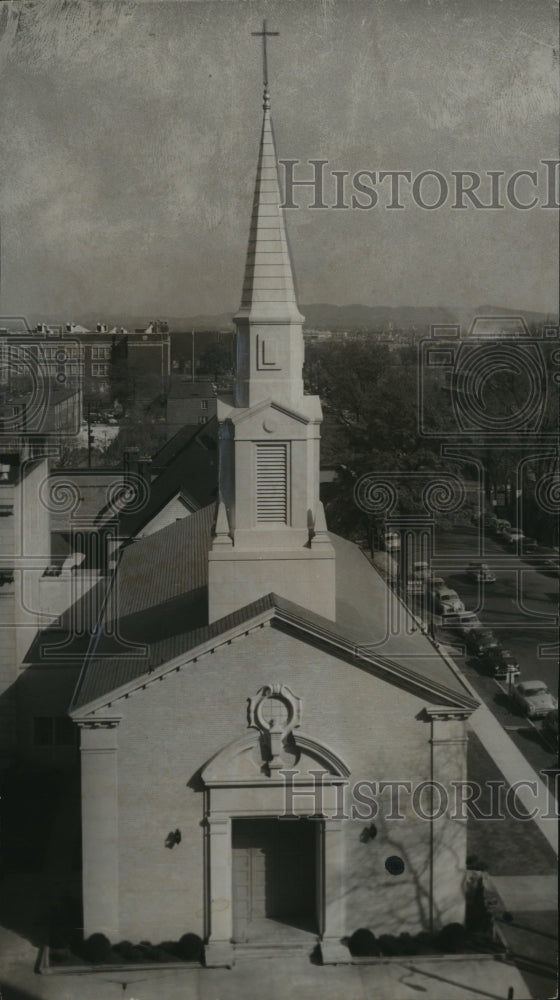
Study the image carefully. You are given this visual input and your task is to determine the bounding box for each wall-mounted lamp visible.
[360,823,377,843]
[165,828,181,849]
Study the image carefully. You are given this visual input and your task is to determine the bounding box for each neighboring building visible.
[0,379,81,459]
[162,377,217,437]
[44,421,218,566]
[77,325,171,409]
[0,322,171,415]
[0,325,84,390]
[69,82,477,964]
[0,455,51,768]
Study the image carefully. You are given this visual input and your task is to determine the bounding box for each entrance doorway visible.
[231,818,318,943]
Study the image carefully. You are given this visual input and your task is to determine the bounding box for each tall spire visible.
[233,83,305,409]
[207,33,336,625]
[235,89,304,326]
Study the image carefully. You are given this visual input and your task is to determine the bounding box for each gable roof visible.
[117,421,218,538]
[69,508,477,715]
[46,420,218,539]
[71,590,476,715]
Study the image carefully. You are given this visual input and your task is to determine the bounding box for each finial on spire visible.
[252,19,279,95]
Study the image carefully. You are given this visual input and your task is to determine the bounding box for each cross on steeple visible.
[251,19,279,90]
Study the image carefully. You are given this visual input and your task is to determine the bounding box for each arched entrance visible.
[200,722,350,965]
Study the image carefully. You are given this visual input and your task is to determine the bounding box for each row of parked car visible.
[487,516,559,577]
[406,561,558,727]
[487,516,538,553]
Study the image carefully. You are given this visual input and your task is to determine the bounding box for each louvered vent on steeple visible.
[256,443,288,523]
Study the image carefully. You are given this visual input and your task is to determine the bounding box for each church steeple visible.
[234,85,305,409]
[207,50,336,625]
[236,87,303,324]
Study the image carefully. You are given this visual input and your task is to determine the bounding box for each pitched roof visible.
[70,510,476,713]
[108,502,213,620]
[47,471,125,529]
[117,421,218,537]
[150,419,215,472]
[46,420,218,536]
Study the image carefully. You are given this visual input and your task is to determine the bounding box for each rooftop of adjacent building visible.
[45,419,218,536]
[165,376,216,400]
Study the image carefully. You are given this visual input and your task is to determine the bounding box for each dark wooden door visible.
[232,818,316,942]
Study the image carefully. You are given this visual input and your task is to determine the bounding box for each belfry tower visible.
[208,80,336,622]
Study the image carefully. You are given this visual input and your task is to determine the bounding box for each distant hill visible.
[300,303,557,332]
[25,305,556,336]
[299,304,458,331]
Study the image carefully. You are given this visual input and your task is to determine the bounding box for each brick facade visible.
[76,625,469,944]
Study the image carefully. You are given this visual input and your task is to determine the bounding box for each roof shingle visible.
[70,511,475,712]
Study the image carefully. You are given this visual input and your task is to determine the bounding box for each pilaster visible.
[78,716,122,939]
[320,818,351,963]
[427,706,470,929]
[204,814,235,967]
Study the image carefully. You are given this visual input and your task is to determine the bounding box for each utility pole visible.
[87,402,93,469]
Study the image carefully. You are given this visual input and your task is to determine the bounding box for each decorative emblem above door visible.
[247,684,302,772]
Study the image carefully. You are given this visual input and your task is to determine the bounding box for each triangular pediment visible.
[227,397,321,428]
[70,592,478,718]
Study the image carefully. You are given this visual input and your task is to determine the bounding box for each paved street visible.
[422,526,558,789]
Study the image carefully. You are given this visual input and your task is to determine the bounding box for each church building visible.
[70,78,477,966]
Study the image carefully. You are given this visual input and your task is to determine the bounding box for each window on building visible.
[200,399,208,410]
[198,415,208,425]
[92,363,109,377]
[33,716,77,747]
[92,346,111,361]
[256,443,288,524]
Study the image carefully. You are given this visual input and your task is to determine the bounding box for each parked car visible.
[429,577,447,596]
[503,528,525,545]
[481,647,520,679]
[520,537,538,553]
[448,610,482,635]
[489,518,511,538]
[434,589,465,615]
[466,628,501,656]
[466,562,496,583]
[511,680,558,718]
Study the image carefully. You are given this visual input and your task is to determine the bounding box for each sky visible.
[0,0,558,321]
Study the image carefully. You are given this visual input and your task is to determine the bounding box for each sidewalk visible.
[485,875,558,1000]
[433,642,558,856]
[487,877,557,913]
[469,701,557,854]
[0,933,531,1000]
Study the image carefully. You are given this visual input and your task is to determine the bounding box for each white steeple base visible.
[208,543,336,623]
